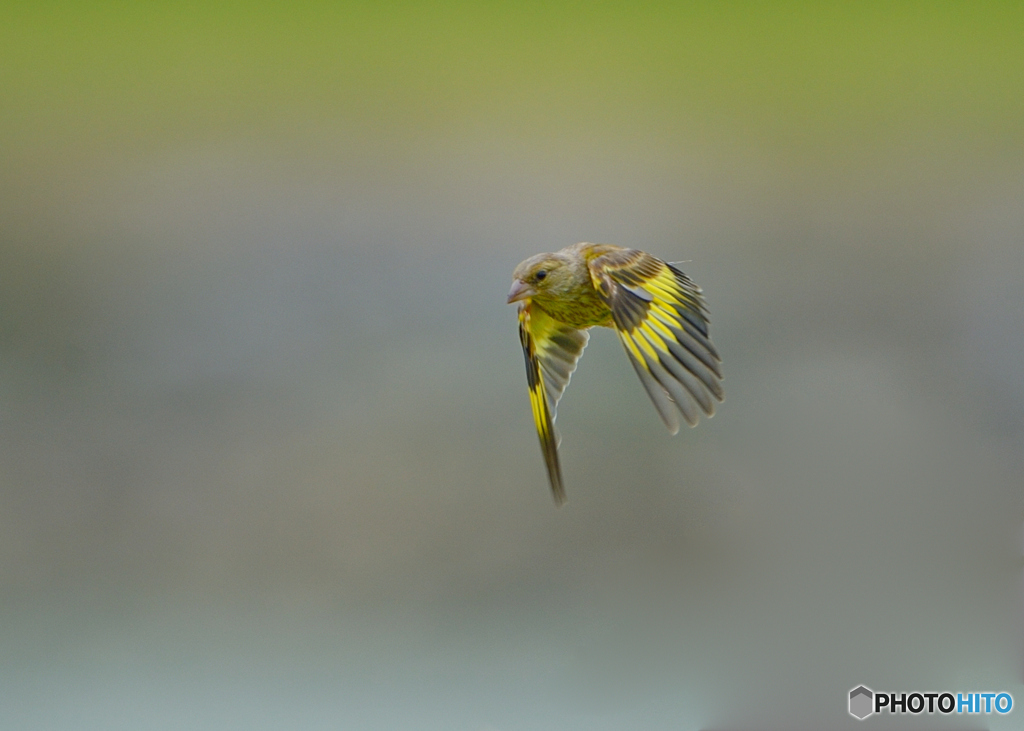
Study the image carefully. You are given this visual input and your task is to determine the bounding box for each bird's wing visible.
[518,304,590,505]
[588,248,723,433]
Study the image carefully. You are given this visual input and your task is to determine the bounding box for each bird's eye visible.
[535,270,547,282]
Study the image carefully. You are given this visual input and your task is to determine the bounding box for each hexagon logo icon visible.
[849,686,873,720]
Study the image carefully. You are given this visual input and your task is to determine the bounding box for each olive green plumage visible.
[508,241,723,505]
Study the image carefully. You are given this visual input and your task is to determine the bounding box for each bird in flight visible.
[508,242,723,505]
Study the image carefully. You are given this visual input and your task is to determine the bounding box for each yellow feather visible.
[631,327,660,362]
[645,311,678,342]
[620,331,648,367]
[638,320,669,353]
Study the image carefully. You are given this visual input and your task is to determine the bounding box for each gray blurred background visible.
[1,4,1022,729]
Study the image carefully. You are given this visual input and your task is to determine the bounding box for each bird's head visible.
[507,252,574,305]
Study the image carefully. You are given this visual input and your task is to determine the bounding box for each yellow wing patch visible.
[589,249,723,433]
[518,305,589,505]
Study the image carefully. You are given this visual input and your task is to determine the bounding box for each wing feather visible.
[518,305,589,505]
[589,249,723,430]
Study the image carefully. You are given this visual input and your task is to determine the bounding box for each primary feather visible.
[508,242,723,504]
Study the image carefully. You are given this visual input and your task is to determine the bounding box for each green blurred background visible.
[2,3,1023,729]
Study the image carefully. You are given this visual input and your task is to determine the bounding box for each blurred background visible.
[2,3,1023,729]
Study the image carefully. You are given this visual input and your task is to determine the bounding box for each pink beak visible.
[507,279,534,304]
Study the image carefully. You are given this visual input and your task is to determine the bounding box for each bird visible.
[507,242,723,505]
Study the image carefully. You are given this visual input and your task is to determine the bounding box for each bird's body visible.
[508,242,723,505]
[511,242,617,328]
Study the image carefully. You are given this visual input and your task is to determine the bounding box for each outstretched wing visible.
[518,304,590,505]
[588,248,723,433]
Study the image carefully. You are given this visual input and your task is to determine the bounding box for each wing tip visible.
[552,485,568,506]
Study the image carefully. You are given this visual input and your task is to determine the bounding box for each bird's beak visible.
[507,278,535,304]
